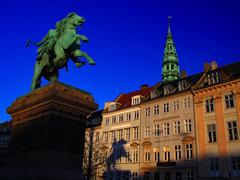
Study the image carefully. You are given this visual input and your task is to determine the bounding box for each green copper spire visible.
[162,16,180,82]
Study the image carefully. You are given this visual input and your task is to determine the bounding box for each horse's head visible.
[67,13,85,27]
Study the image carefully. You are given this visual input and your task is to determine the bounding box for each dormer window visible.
[109,102,117,111]
[132,96,141,106]
[207,71,220,85]
[164,85,172,95]
[178,80,188,91]
[151,90,158,99]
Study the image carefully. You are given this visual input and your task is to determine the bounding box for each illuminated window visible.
[163,146,170,161]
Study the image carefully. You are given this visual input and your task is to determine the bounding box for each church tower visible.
[162,16,180,82]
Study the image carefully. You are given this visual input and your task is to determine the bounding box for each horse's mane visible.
[55,17,69,38]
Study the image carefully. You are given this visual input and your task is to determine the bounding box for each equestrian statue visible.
[27,12,95,91]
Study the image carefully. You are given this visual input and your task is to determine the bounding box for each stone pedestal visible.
[0,82,98,179]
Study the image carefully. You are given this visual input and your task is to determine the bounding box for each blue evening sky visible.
[0,0,239,122]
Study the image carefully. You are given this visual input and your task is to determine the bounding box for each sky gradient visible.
[0,0,240,122]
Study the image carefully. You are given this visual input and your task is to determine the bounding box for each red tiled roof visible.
[114,86,154,109]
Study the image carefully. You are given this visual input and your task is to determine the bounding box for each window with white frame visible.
[132,96,141,106]
[173,121,180,135]
[103,132,108,143]
[163,123,170,136]
[132,127,139,140]
[185,119,192,133]
[111,131,116,142]
[178,81,188,91]
[153,105,159,115]
[184,97,191,108]
[209,158,220,176]
[134,110,139,120]
[163,146,170,161]
[132,172,138,180]
[125,128,131,141]
[154,151,160,162]
[163,103,169,113]
[145,107,150,117]
[185,143,193,160]
[154,124,160,137]
[125,148,130,163]
[112,115,117,124]
[207,72,220,85]
[207,124,217,143]
[109,103,117,111]
[126,112,131,121]
[95,132,100,141]
[119,114,124,122]
[118,129,123,140]
[186,171,194,180]
[144,149,151,162]
[205,98,214,113]
[227,121,239,140]
[132,148,139,162]
[225,94,235,109]
[105,117,109,126]
[173,100,179,111]
[144,126,150,138]
[164,85,171,95]
[175,145,181,160]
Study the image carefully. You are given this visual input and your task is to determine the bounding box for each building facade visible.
[0,121,11,167]
[193,62,240,180]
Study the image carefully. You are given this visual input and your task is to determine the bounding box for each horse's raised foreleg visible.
[81,51,95,65]
[31,61,44,91]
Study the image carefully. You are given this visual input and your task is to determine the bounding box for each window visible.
[103,132,108,143]
[184,97,191,108]
[125,128,131,141]
[126,112,131,121]
[163,146,170,161]
[185,119,192,133]
[205,98,214,113]
[109,103,117,111]
[105,117,109,126]
[173,100,179,111]
[132,172,138,180]
[144,126,150,138]
[125,149,130,163]
[178,81,187,91]
[185,144,193,160]
[175,145,181,160]
[154,152,160,162]
[154,172,160,180]
[154,124,160,137]
[132,127,139,140]
[145,107,151,117]
[144,150,151,162]
[153,105,160,115]
[132,148,139,162]
[95,132,100,141]
[231,156,240,172]
[186,171,194,180]
[225,94,235,109]
[164,85,172,95]
[132,96,141,106]
[228,121,239,140]
[134,111,139,120]
[112,115,117,124]
[163,123,170,136]
[175,172,181,180]
[173,121,180,135]
[207,124,217,143]
[118,129,123,140]
[209,158,220,176]
[119,114,124,122]
[207,72,220,85]
[164,103,169,113]
[111,131,116,142]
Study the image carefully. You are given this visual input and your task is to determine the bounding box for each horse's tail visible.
[26,40,39,47]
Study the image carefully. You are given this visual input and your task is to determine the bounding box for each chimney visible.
[204,62,211,72]
[180,70,187,78]
[211,61,218,70]
[141,84,149,90]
